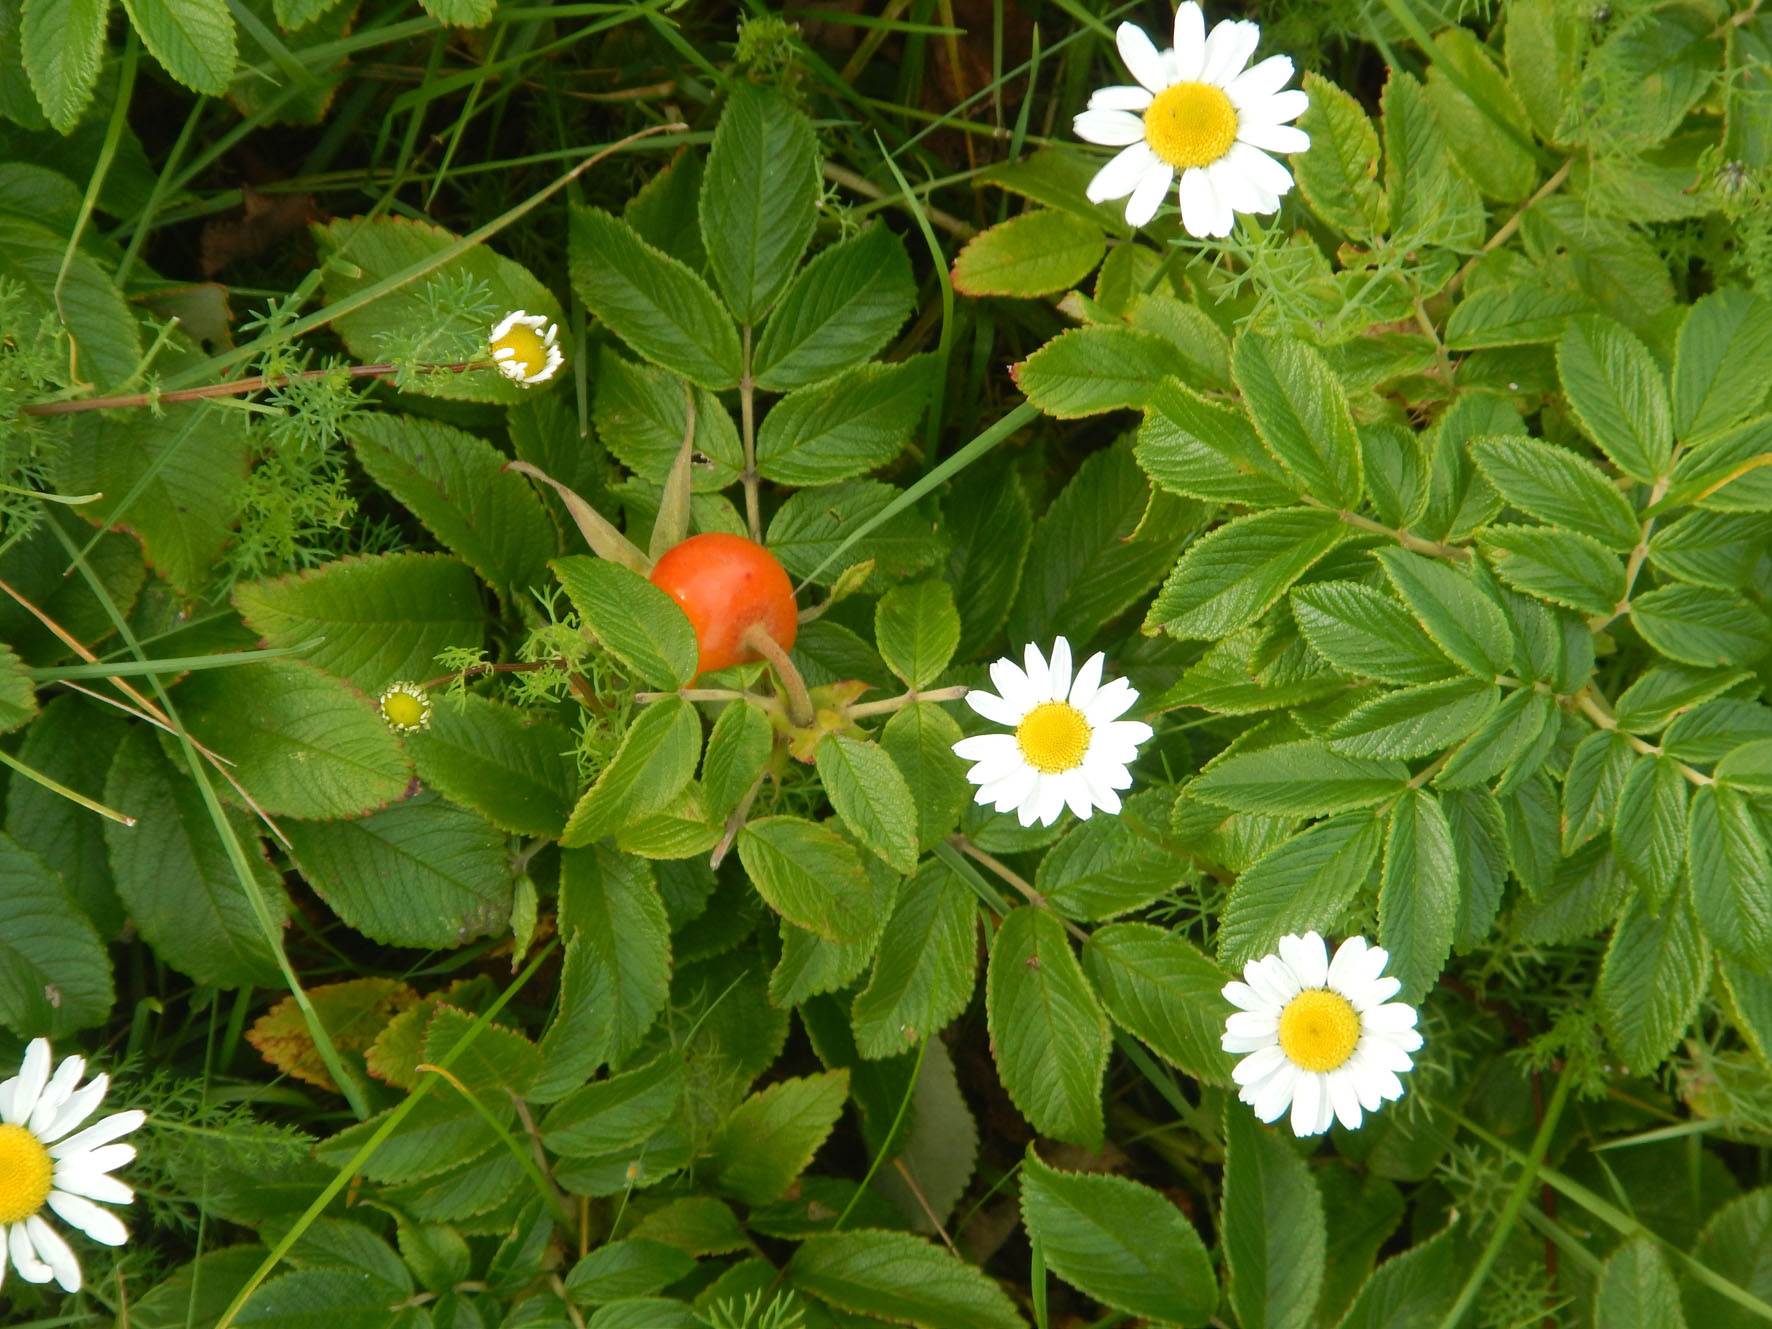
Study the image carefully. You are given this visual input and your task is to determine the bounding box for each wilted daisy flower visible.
[378,680,432,732]
[0,1039,143,1292]
[1222,933,1422,1137]
[953,638,1153,828]
[1073,2,1309,235]
[489,310,563,386]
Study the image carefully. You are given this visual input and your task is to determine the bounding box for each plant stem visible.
[1446,157,1574,298]
[743,623,814,727]
[740,324,761,542]
[1437,1070,1573,1329]
[848,683,969,718]
[20,360,484,417]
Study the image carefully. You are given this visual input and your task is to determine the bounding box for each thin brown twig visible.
[19,360,483,417]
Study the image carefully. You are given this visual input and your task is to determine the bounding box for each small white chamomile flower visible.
[953,637,1154,828]
[489,310,563,386]
[0,1039,144,1293]
[1222,932,1423,1137]
[1073,2,1309,235]
[378,680,432,733]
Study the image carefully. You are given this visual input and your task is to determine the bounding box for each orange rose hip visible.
[648,533,799,678]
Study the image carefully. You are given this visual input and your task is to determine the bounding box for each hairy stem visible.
[740,324,761,542]
[20,360,484,417]
[744,623,814,726]
[848,684,969,718]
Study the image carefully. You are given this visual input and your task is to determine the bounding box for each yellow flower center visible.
[1143,81,1240,169]
[1015,701,1092,774]
[492,323,549,376]
[0,1123,54,1225]
[380,687,429,731]
[1278,989,1362,1074]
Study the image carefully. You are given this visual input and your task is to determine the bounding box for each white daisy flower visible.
[0,1039,143,1293]
[1073,2,1310,236]
[489,310,563,386]
[1221,932,1423,1137]
[953,637,1154,828]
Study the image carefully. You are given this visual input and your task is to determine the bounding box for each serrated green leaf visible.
[21,0,107,133]
[1294,73,1387,239]
[1232,334,1363,508]
[1020,1149,1214,1326]
[1664,415,1772,513]
[0,831,113,1036]
[0,216,142,389]
[234,553,482,694]
[1081,922,1234,1085]
[754,224,916,391]
[756,356,932,485]
[1290,581,1456,684]
[1444,284,1590,350]
[815,735,918,875]
[1136,378,1299,507]
[102,727,286,989]
[700,83,818,324]
[1597,1237,1688,1329]
[1332,1226,1456,1329]
[316,216,561,405]
[738,815,881,943]
[347,414,554,604]
[1562,729,1637,852]
[569,205,741,389]
[945,471,1030,658]
[1145,506,1347,641]
[561,697,702,847]
[767,479,947,586]
[564,1240,693,1308]
[1037,809,1192,922]
[283,790,509,948]
[1687,1190,1772,1329]
[177,659,410,820]
[1218,813,1383,968]
[4,697,121,935]
[122,0,234,96]
[1631,584,1772,667]
[1662,700,1772,762]
[406,694,578,839]
[1223,1101,1326,1329]
[535,847,673,1096]
[1194,742,1408,816]
[1381,70,1485,260]
[1435,685,1557,790]
[708,1069,849,1206]
[1689,784,1772,972]
[419,0,494,24]
[1647,510,1772,590]
[987,906,1109,1146]
[553,555,698,691]
[541,1049,683,1157]
[1378,788,1458,1003]
[1557,315,1674,483]
[1374,547,1513,677]
[1424,28,1536,201]
[1446,787,1508,947]
[1599,893,1708,1069]
[1611,756,1687,904]
[1469,434,1640,549]
[1479,524,1625,616]
[950,209,1105,298]
[788,1231,1025,1329]
[702,700,773,821]
[592,349,743,491]
[875,580,959,690]
[1011,324,1193,417]
[1673,289,1772,442]
[851,860,977,1059]
[1011,438,1195,646]
[234,1268,422,1329]
[1327,677,1498,759]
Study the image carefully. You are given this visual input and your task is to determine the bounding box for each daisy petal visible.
[28,1056,84,1134]
[40,1075,109,1145]
[1062,773,1097,820]
[1172,1,1207,80]
[954,733,1018,763]
[48,1108,144,1160]
[26,1216,80,1293]
[1279,932,1330,989]
[1228,54,1296,106]
[965,688,1023,727]
[1328,1072,1365,1130]
[6,1040,51,1126]
[1068,652,1105,710]
[1087,143,1162,205]
[1081,678,1137,724]
[1116,21,1173,95]
[10,1223,51,1284]
[1125,161,1176,227]
[1078,766,1123,815]
[1201,19,1261,85]
[47,1167,131,1206]
[1073,108,1146,146]
[1289,1070,1325,1137]
[1243,87,1310,127]
[1250,1063,1298,1122]
[1088,84,1154,112]
[1178,165,1221,238]
[1237,120,1310,155]
[1222,980,1264,1011]
[989,655,1033,704]
[63,1143,134,1176]
[48,1192,127,1247]
[1048,638,1073,701]
[1022,641,1053,701]
[1232,1044,1288,1084]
